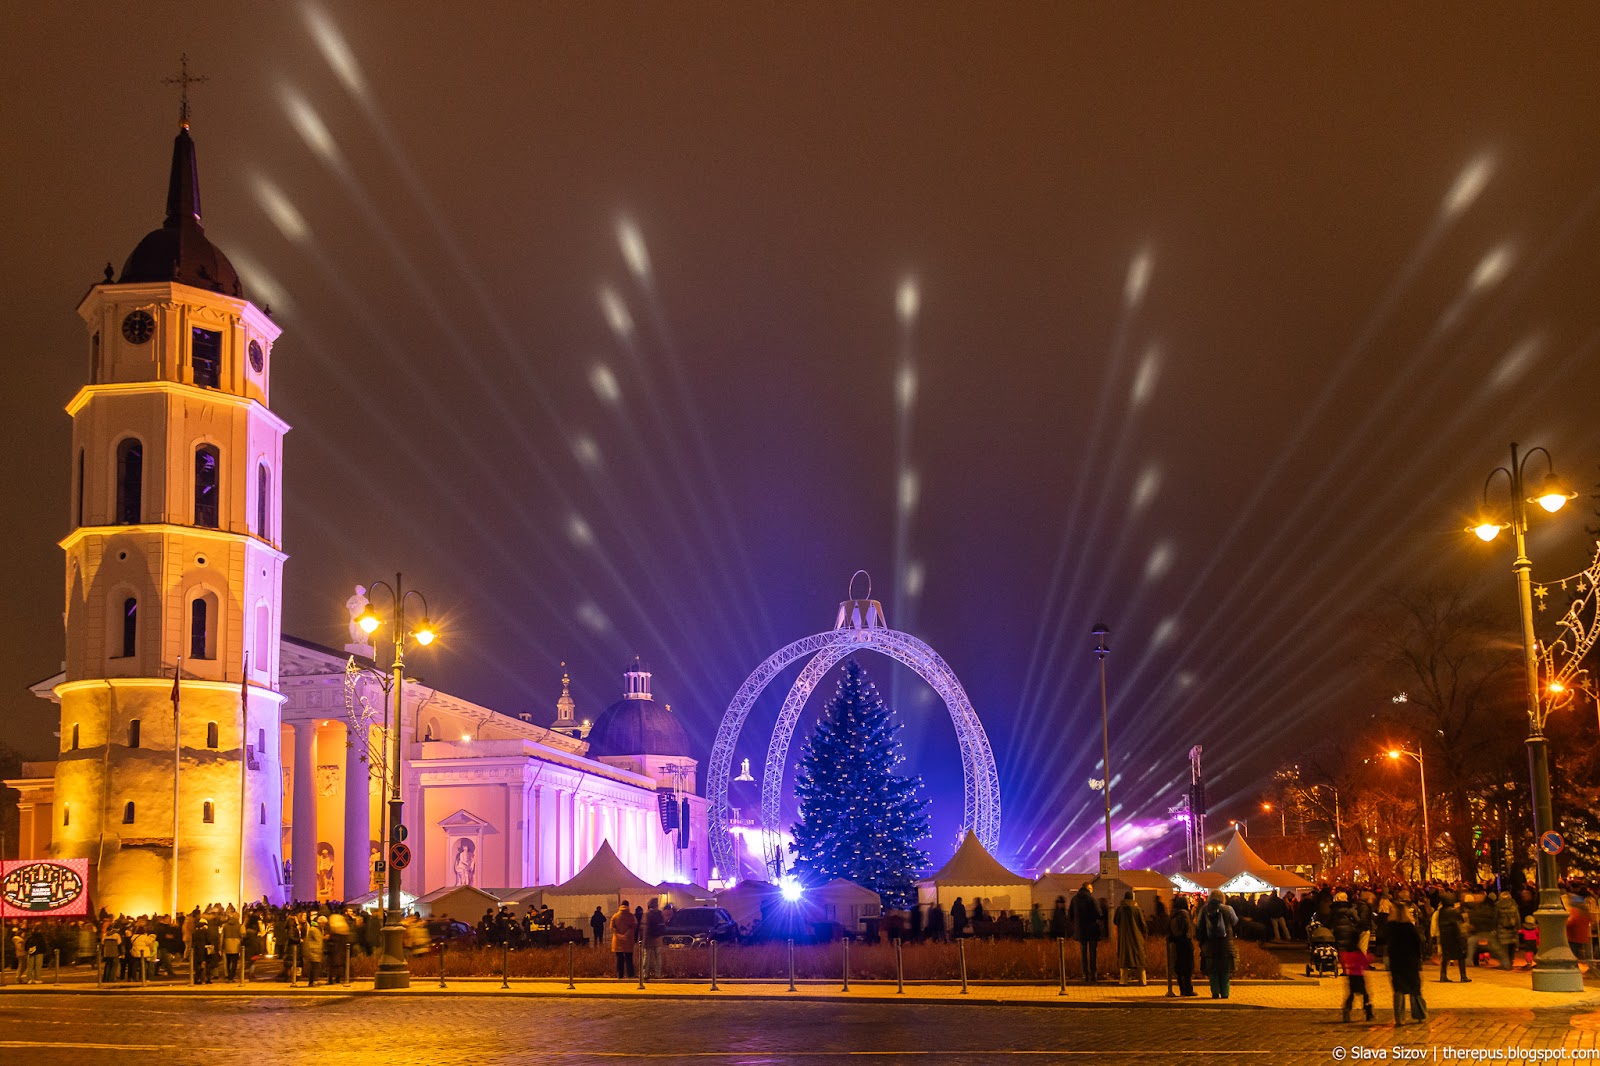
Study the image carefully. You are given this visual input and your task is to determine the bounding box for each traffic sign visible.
[1541,831,1564,855]
[390,842,412,870]
[374,860,387,874]
[395,824,408,843]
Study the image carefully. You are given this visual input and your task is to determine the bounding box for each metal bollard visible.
[289,945,297,988]
[1165,940,1175,998]
[709,938,719,992]
[502,942,510,989]
[895,939,904,994]
[1058,938,1067,996]
[567,942,575,990]
[787,939,796,992]
[140,951,146,986]
[344,943,351,988]
[958,938,968,994]
[636,943,646,990]
[439,941,447,988]
[841,937,850,993]
[54,949,61,986]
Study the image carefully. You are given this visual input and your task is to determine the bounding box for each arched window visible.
[122,801,135,824]
[63,805,70,827]
[76,449,85,528]
[115,439,142,524]
[190,594,216,660]
[120,597,137,658]
[191,327,221,388]
[206,721,219,749]
[128,719,141,748]
[256,462,270,538]
[194,445,220,527]
[254,603,270,673]
[259,802,267,825]
[71,723,80,750]
[202,801,215,824]
[257,727,266,755]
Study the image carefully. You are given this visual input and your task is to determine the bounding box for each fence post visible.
[53,948,61,986]
[567,941,576,990]
[841,936,850,993]
[140,949,146,986]
[288,944,297,988]
[636,943,645,990]
[438,941,446,988]
[709,938,719,991]
[1058,938,1067,996]
[1165,940,1175,997]
[895,938,904,994]
[502,942,510,989]
[344,943,351,987]
[787,939,796,992]
[958,938,968,994]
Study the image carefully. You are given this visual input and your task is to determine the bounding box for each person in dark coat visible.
[1330,892,1373,1021]
[1435,896,1470,983]
[1049,896,1069,940]
[1068,884,1104,983]
[1386,904,1427,1024]
[192,919,218,985]
[908,903,924,942]
[590,906,607,947]
[926,902,945,942]
[950,898,968,938]
[1167,896,1198,997]
[1196,890,1239,999]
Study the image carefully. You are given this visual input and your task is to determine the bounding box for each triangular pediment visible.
[438,808,496,832]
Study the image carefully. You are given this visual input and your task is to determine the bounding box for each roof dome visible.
[119,126,244,297]
[584,659,695,759]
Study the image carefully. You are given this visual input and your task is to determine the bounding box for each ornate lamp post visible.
[1385,747,1429,881]
[1091,623,1116,885]
[1472,442,1582,993]
[354,574,436,991]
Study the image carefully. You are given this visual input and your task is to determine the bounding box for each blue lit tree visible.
[789,659,930,909]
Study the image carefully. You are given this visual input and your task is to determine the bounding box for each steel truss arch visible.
[708,626,1001,878]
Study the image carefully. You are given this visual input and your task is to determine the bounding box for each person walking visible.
[302,916,325,987]
[1167,896,1198,997]
[222,913,243,981]
[23,926,48,984]
[100,922,122,983]
[1434,896,1470,983]
[192,919,218,985]
[131,925,156,982]
[1068,884,1104,984]
[1049,896,1069,940]
[926,901,945,943]
[610,901,638,979]
[1387,903,1427,1025]
[1331,892,1373,1021]
[1196,890,1239,1000]
[1113,891,1147,985]
[643,898,666,979]
[1491,891,1520,969]
[590,906,607,948]
[950,897,968,940]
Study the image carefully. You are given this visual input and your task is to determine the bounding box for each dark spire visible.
[164,127,202,229]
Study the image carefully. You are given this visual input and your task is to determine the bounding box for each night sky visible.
[4,4,1600,874]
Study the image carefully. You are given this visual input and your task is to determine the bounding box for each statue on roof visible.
[345,585,370,644]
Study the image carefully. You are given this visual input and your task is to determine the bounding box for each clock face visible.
[121,310,155,344]
[248,339,265,373]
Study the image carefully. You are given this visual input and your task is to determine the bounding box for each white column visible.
[343,722,370,899]
[290,722,316,902]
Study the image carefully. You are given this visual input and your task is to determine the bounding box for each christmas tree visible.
[789,658,930,908]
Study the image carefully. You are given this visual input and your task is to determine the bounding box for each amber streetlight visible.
[1385,747,1429,881]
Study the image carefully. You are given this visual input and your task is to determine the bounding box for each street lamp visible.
[1091,623,1116,880]
[1472,441,1583,992]
[1230,819,1247,837]
[1262,802,1286,835]
[356,573,437,991]
[1386,746,1430,882]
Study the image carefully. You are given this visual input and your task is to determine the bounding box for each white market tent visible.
[414,883,503,921]
[657,881,716,909]
[1172,831,1314,895]
[715,879,779,931]
[917,833,1032,914]
[810,878,882,933]
[541,841,661,923]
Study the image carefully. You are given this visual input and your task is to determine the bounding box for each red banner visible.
[0,859,91,918]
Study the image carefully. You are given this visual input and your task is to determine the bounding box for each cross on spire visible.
[162,53,209,129]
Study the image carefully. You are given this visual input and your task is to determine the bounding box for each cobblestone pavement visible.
[5,993,1600,1065]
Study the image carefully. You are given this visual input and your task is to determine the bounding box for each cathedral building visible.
[5,115,708,915]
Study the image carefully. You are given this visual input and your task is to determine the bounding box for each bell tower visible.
[54,107,290,913]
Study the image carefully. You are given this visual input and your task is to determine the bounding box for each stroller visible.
[1305,918,1339,976]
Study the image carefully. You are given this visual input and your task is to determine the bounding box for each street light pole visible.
[1387,747,1429,882]
[357,573,436,992]
[1092,623,1113,856]
[1474,441,1583,993]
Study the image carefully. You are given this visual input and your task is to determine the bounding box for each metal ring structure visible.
[707,626,1001,878]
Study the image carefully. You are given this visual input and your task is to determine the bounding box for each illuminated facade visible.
[5,118,707,913]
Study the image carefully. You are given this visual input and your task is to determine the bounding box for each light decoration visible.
[1528,543,1600,712]
[779,876,804,903]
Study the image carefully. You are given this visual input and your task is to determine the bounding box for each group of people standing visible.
[606,898,671,979]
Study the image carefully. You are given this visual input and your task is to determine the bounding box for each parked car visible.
[424,918,477,948]
[662,907,738,947]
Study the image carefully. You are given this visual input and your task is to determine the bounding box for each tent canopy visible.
[414,884,502,919]
[548,841,658,897]
[1175,831,1314,893]
[921,833,1031,887]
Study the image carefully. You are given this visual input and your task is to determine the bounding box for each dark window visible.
[190,597,210,660]
[192,327,222,387]
[91,332,100,379]
[76,449,85,527]
[122,802,135,824]
[121,597,137,657]
[128,719,140,748]
[71,723,80,750]
[257,727,266,754]
[259,802,266,825]
[202,801,215,824]
[257,463,270,537]
[194,445,220,527]
[115,439,142,523]
[63,806,70,827]
[206,721,218,749]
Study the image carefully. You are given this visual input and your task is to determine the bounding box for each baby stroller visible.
[1305,918,1339,976]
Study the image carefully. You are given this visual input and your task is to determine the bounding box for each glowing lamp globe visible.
[357,608,381,634]
[1533,474,1578,514]
[1387,750,1401,760]
[413,618,436,645]
[1471,522,1505,542]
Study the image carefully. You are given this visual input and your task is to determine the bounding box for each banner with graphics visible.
[0,859,92,918]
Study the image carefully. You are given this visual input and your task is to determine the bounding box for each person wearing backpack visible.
[1195,890,1238,999]
[1167,896,1198,997]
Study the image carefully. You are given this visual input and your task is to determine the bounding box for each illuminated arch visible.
[708,580,1000,877]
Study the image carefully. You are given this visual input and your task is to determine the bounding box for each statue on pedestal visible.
[345,585,370,645]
